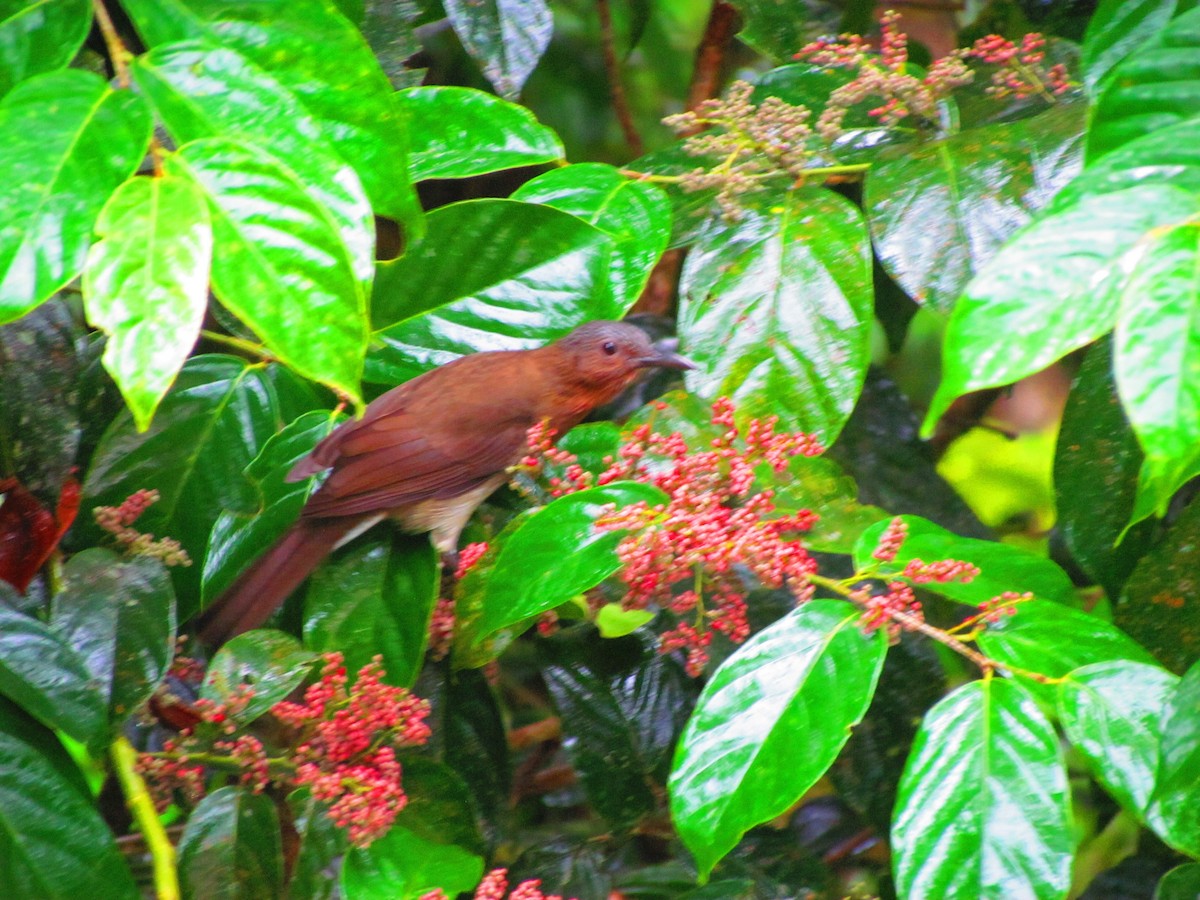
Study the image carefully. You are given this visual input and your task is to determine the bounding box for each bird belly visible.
[391,476,507,553]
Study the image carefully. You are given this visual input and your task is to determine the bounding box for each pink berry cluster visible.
[978,590,1032,623]
[420,868,574,900]
[965,33,1071,99]
[93,488,192,566]
[427,541,489,661]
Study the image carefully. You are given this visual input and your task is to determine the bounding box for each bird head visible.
[553,320,694,392]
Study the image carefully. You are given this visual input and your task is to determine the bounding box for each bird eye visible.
[602,341,617,356]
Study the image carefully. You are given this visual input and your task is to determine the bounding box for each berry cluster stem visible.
[111,736,181,900]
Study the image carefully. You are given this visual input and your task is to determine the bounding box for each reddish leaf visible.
[0,473,80,593]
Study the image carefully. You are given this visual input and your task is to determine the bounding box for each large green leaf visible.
[678,186,873,444]
[892,678,1072,900]
[1082,0,1180,94]
[167,138,367,402]
[200,630,318,723]
[669,600,887,879]
[82,173,213,431]
[401,85,563,181]
[177,787,284,899]
[0,70,151,322]
[512,163,671,316]
[443,0,551,99]
[0,0,92,99]
[925,183,1199,433]
[342,820,483,900]
[728,0,808,63]
[120,0,420,228]
[50,549,176,732]
[865,102,1084,314]
[1157,863,1200,899]
[767,455,887,554]
[1150,658,1200,857]
[0,697,138,899]
[288,788,347,900]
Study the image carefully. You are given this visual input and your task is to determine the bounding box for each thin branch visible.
[110,737,180,900]
[597,0,644,156]
[199,329,275,362]
[683,2,739,121]
[92,0,132,88]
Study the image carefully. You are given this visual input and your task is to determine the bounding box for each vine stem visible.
[199,329,275,361]
[596,0,643,155]
[110,736,180,900]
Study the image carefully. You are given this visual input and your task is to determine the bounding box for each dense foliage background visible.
[3,0,1200,897]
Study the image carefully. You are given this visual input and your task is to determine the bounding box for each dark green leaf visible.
[200,630,317,723]
[729,0,807,62]
[0,696,138,899]
[1157,863,1200,899]
[305,532,439,687]
[0,70,151,322]
[341,823,483,899]
[390,756,486,857]
[1150,658,1200,856]
[892,678,1072,900]
[0,603,105,744]
[82,173,213,430]
[177,787,284,900]
[0,0,92,99]
[51,549,176,731]
[1057,117,1200,204]
[512,163,671,316]
[669,599,887,879]
[1082,0,1179,93]
[438,667,511,819]
[678,186,873,444]
[443,0,551,99]
[401,85,563,181]
[288,788,347,900]
[768,455,887,554]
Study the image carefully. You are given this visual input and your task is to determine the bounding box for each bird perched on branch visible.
[195,320,693,646]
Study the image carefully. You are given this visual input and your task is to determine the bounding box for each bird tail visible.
[194,517,362,647]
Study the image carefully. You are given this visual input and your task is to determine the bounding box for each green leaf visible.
[288,789,348,900]
[341,822,483,899]
[865,102,1084,314]
[401,85,563,181]
[1058,116,1200,204]
[0,70,151,323]
[0,603,105,745]
[443,0,551,99]
[512,162,672,316]
[1150,658,1200,856]
[924,183,1200,433]
[82,173,212,430]
[669,599,887,879]
[0,696,138,899]
[178,787,284,900]
[1157,863,1200,899]
[595,604,655,637]
[203,410,340,605]
[367,199,611,384]
[200,630,318,723]
[892,678,1072,900]
[120,0,421,228]
[132,41,375,288]
[1114,222,1200,520]
[0,0,92,99]
[458,482,667,651]
[1058,660,1177,827]
[83,355,304,615]
[166,138,367,402]
[50,549,176,732]
[389,756,486,857]
[1089,7,1200,160]
[304,533,439,688]
[978,599,1158,705]
[728,0,807,62]
[768,455,887,554]
[1082,0,1180,94]
[852,515,1078,607]
[678,186,873,444]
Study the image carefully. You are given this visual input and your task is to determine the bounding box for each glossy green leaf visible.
[852,515,1077,607]
[729,0,807,62]
[1082,0,1179,93]
[460,482,667,649]
[82,173,212,431]
[595,604,655,637]
[439,667,511,818]
[768,455,887,554]
[1057,116,1200,204]
[288,789,347,900]
[443,0,551,99]
[669,599,887,879]
[0,697,138,900]
[0,0,91,99]
[133,41,375,287]
[0,604,105,745]
[387,757,486,857]
[341,822,483,899]
[978,600,1158,704]
[1058,660,1177,827]
[200,630,318,723]
[0,70,151,322]
[1157,863,1200,899]
[121,0,420,227]
[401,85,563,181]
[367,199,611,384]
[1114,222,1200,520]
[178,787,284,899]
[866,102,1084,314]
[512,163,671,315]
[50,549,176,731]
[203,410,340,604]
[678,186,872,444]
[83,355,303,615]
[167,138,367,402]
[892,678,1072,900]
[305,533,440,687]
[1089,7,1200,160]
[925,183,1200,433]
[1150,658,1200,856]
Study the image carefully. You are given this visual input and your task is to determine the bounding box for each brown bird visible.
[195,320,692,646]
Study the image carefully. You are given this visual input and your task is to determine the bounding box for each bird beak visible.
[638,339,695,370]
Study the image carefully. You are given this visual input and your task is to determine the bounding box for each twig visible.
[110,737,180,900]
[597,0,643,156]
[683,2,739,124]
[199,329,275,361]
[92,0,132,88]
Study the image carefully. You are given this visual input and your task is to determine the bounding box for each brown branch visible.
[597,0,643,156]
[92,0,132,88]
[683,2,739,122]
